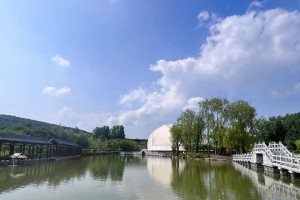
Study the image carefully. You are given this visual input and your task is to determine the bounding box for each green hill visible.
[0,114,91,142]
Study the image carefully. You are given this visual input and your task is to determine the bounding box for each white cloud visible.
[49,8,300,138]
[55,106,109,132]
[43,86,71,96]
[51,55,70,67]
[120,87,147,106]
[197,11,210,21]
[106,8,300,138]
[183,97,204,111]
[249,1,263,9]
[197,11,220,27]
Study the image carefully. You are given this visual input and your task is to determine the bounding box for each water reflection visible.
[147,157,185,186]
[0,155,126,194]
[233,162,300,199]
[89,155,125,181]
[1,155,299,200]
[0,158,89,193]
[170,159,263,200]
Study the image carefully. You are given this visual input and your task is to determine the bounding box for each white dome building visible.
[147,124,184,152]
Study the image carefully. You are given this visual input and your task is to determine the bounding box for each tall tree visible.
[192,114,205,153]
[283,112,300,149]
[118,125,125,139]
[209,97,229,154]
[199,99,214,156]
[227,100,256,153]
[180,109,196,152]
[170,123,183,155]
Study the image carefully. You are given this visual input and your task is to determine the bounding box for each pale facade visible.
[147,124,184,152]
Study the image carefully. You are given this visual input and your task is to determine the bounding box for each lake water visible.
[0,155,300,200]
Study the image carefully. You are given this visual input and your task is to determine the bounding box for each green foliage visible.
[180,109,196,152]
[103,139,139,152]
[93,125,125,140]
[283,112,300,149]
[0,114,92,147]
[295,140,300,149]
[254,112,300,150]
[119,140,139,151]
[0,115,141,153]
[77,134,90,148]
[192,114,205,153]
[171,97,257,155]
[170,123,183,155]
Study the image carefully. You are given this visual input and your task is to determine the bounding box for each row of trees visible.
[171,97,300,155]
[253,112,300,150]
[170,97,257,155]
[92,125,125,140]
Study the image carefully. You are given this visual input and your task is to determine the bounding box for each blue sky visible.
[1,0,300,139]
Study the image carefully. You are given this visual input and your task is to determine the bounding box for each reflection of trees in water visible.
[0,155,128,194]
[89,154,125,181]
[0,155,135,194]
[171,160,262,200]
[0,158,89,193]
[46,158,89,186]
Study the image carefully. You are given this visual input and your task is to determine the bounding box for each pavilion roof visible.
[0,132,51,145]
[49,138,80,148]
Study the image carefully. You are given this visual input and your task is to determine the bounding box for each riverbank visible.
[119,150,232,161]
[0,155,81,167]
[173,154,232,161]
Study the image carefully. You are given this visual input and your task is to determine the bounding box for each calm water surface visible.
[0,155,300,200]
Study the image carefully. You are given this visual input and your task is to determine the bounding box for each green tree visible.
[180,109,196,152]
[199,99,214,156]
[118,125,125,139]
[283,112,300,149]
[223,128,239,154]
[227,100,256,153]
[77,134,90,149]
[209,97,229,154]
[192,114,205,153]
[170,123,183,155]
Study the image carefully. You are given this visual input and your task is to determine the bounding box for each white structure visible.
[233,142,300,174]
[147,124,184,152]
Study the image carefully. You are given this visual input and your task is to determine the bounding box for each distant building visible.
[147,124,185,152]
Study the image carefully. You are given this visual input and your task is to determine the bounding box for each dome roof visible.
[147,124,184,151]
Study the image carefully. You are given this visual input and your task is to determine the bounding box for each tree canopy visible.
[170,97,300,155]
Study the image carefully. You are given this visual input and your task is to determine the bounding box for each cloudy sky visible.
[1,0,300,139]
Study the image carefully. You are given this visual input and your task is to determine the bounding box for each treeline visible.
[92,125,125,139]
[87,125,140,152]
[88,138,140,152]
[254,112,300,150]
[0,115,143,152]
[170,97,300,155]
[0,114,92,148]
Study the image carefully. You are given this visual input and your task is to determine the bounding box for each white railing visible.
[233,142,300,173]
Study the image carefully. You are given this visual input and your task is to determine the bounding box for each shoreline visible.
[0,155,81,167]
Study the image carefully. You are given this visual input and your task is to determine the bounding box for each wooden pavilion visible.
[0,132,80,161]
